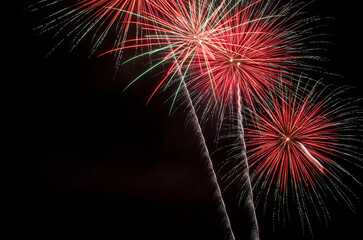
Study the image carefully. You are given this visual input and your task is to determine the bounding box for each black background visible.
[3,1,362,239]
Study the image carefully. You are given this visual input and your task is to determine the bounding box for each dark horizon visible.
[3,1,362,239]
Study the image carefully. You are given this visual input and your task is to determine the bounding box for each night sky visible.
[3,1,362,239]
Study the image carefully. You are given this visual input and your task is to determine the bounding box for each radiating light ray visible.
[29,0,170,61]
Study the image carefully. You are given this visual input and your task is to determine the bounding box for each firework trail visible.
[235,85,259,240]
[240,79,362,234]
[179,79,236,240]
[155,15,239,238]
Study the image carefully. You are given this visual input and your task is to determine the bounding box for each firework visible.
[29,0,360,239]
[241,79,362,233]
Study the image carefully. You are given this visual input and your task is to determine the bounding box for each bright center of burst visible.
[192,35,203,44]
[229,59,241,66]
[281,135,292,145]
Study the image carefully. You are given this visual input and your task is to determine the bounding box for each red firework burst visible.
[244,80,361,215]
[188,0,313,110]
[102,0,243,111]
[247,84,334,192]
